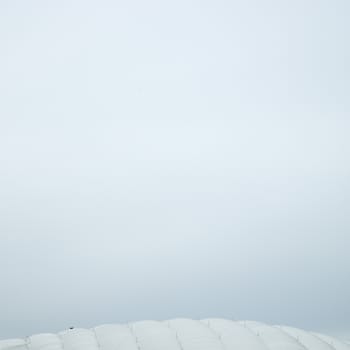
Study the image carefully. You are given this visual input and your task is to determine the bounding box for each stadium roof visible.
[1,318,349,350]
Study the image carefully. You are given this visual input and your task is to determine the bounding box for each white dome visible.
[0,319,349,350]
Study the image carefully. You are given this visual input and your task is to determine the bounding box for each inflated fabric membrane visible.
[1,318,349,350]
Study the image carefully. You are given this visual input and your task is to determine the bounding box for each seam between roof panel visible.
[92,328,101,350]
[272,326,308,350]
[24,337,29,350]
[279,327,337,350]
[198,319,227,350]
[127,324,141,350]
[312,333,337,349]
[311,333,347,350]
[241,321,273,350]
[312,333,338,350]
[57,333,65,350]
[165,320,185,350]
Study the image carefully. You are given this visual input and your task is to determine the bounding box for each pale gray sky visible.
[0,0,349,341]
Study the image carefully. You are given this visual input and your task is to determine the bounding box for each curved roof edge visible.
[0,318,349,350]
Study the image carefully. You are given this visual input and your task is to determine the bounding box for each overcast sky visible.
[0,0,349,341]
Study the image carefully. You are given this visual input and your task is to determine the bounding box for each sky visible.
[0,0,349,341]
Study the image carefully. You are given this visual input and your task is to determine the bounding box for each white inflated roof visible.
[0,319,349,350]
